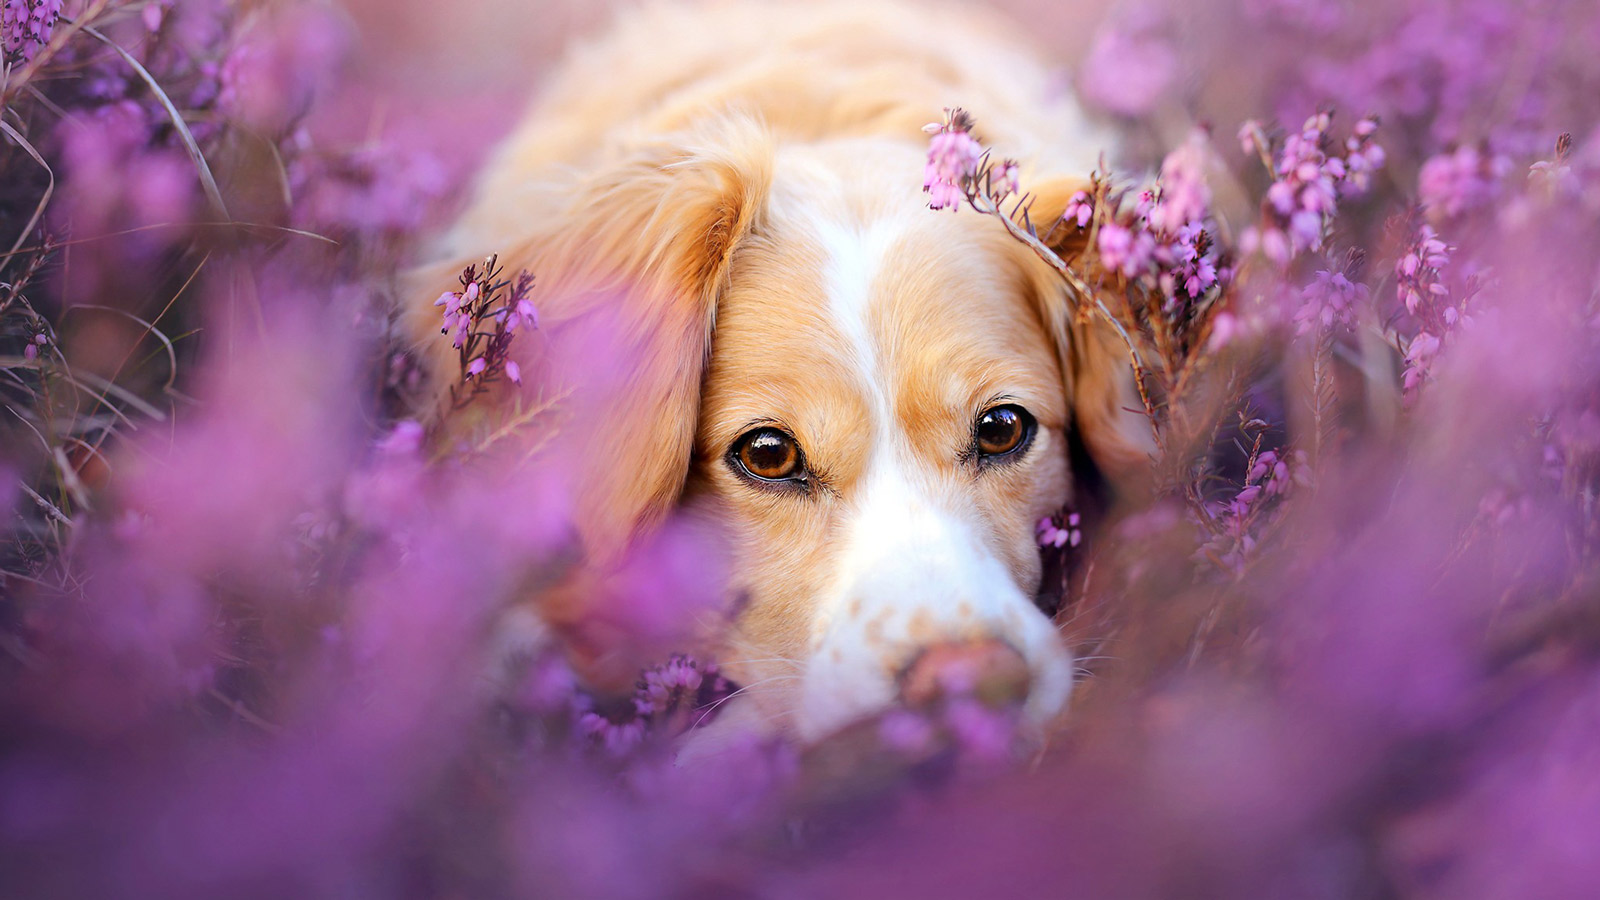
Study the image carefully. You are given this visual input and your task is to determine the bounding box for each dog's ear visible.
[404,115,773,562]
[1015,175,1153,494]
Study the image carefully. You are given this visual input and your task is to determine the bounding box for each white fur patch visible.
[791,214,1074,743]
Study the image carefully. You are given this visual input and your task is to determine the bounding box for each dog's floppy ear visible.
[1016,175,1153,492]
[404,115,773,562]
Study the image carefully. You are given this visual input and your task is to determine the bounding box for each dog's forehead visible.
[700,142,1065,469]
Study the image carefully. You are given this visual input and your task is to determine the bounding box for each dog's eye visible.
[730,427,805,482]
[975,404,1035,460]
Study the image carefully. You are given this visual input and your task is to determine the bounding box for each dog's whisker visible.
[692,674,801,729]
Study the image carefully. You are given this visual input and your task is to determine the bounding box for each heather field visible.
[3,0,1600,897]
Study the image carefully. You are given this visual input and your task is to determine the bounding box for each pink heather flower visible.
[1208,311,1240,350]
[578,712,647,758]
[1417,144,1510,218]
[1238,119,1268,158]
[1247,113,1383,264]
[141,1,166,33]
[1342,117,1386,194]
[1267,181,1297,216]
[1167,222,1219,300]
[1403,331,1443,394]
[636,654,707,717]
[1063,191,1094,228]
[923,109,983,211]
[989,159,1020,199]
[515,298,538,331]
[1036,512,1083,549]
[1098,222,1157,278]
[1395,225,1452,317]
[1289,209,1323,249]
[1156,130,1213,229]
[505,361,522,385]
[465,357,487,378]
[2,0,62,65]
[1295,267,1370,335]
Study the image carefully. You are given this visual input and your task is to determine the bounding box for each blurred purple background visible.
[2,0,1599,897]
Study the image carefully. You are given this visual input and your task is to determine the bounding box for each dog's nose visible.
[898,639,1032,710]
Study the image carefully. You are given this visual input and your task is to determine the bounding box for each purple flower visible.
[1245,113,1383,264]
[636,654,707,717]
[1418,144,1509,218]
[1063,190,1094,228]
[1098,222,1157,278]
[988,159,1021,199]
[1288,208,1323,249]
[1155,130,1213,229]
[1239,119,1268,158]
[1036,512,1083,549]
[1403,330,1443,394]
[1166,222,1220,300]
[578,712,647,758]
[1294,266,1369,335]
[1395,225,1453,319]
[1,0,61,65]
[923,109,984,211]
[1208,311,1241,350]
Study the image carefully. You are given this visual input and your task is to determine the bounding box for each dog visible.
[407,0,1146,750]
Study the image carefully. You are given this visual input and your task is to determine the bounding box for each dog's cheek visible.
[974,431,1073,590]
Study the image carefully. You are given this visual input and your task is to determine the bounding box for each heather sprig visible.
[1293,251,1370,336]
[1239,112,1384,265]
[573,653,737,759]
[1194,422,1308,575]
[435,255,538,408]
[922,107,1012,211]
[1392,221,1482,397]
[1418,142,1511,220]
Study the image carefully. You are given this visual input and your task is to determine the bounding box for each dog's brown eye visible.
[731,427,804,482]
[975,405,1035,459]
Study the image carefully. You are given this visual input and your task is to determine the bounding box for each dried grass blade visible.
[79,24,231,222]
[0,118,55,263]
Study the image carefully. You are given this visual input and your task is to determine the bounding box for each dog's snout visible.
[898,639,1032,711]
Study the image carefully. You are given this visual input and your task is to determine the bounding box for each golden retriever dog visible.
[408,0,1144,750]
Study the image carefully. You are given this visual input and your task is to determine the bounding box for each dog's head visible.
[422,115,1144,745]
